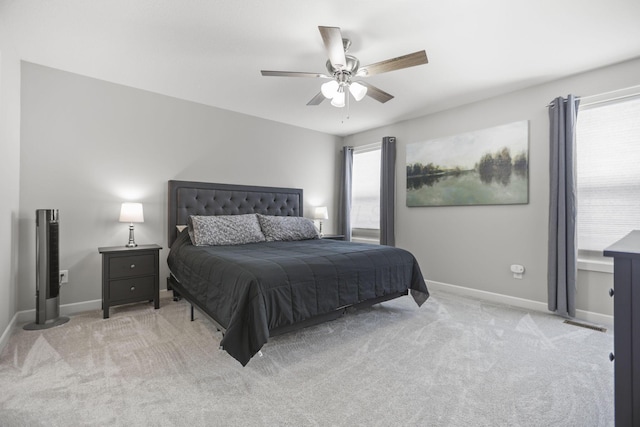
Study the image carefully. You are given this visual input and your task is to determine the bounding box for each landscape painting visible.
[406,120,529,207]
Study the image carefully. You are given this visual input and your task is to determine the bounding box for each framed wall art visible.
[406,120,529,207]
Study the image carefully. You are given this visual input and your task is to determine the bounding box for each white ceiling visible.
[2,0,640,136]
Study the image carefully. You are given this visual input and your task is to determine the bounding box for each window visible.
[576,95,640,260]
[351,144,381,243]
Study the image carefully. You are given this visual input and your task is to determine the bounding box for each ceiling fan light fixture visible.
[321,80,339,99]
[349,82,367,102]
[330,89,346,108]
[261,26,428,111]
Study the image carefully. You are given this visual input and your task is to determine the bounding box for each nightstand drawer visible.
[109,254,155,278]
[109,276,154,301]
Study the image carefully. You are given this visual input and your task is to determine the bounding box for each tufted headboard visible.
[167,180,303,247]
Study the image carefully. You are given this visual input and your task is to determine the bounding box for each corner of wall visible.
[0,42,23,344]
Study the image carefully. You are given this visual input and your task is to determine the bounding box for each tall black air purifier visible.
[24,209,70,330]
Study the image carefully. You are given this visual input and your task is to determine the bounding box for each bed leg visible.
[190,304,195,321]
[173,290,182,302]
[167,277,182,301]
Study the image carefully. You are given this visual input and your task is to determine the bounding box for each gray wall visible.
[8,56,640,329]
[0,36,22,338]
[344,57,640,319]
[18,62,341,312]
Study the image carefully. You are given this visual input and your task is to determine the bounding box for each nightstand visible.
[321,234,345,240]
[98,244,162,319]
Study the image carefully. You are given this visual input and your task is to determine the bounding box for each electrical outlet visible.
[60,270,69,284]
[510,264,525,279]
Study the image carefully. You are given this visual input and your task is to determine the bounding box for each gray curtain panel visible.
[338,146,353,241]
[380,137,396,246]
[548,95,580,318]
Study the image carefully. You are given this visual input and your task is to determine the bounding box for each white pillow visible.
[188,214,266,246]
[257,214,319,241]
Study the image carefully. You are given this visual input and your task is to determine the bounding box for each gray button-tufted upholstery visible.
[168,181,303,247]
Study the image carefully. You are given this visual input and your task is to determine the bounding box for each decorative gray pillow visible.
[257,214,319,241]
[188,214,266,246]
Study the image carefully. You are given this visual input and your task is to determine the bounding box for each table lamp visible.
[119,202,144,247]
[313,206,329,236]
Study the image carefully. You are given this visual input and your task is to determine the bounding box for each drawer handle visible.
[609,352,615,362]
[609,288,614,297]
[130,286,136,292]
[130,264,136,269]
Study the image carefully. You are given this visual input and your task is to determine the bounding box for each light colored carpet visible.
[0,290,613,426]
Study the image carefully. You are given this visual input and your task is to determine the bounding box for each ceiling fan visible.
[261,26,428,108]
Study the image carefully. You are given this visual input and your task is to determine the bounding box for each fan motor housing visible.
[326,55,360,75]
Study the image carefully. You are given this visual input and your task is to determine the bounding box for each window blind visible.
[577,96,640,251]
[352,145,381,230]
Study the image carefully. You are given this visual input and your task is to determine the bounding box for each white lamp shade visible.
[119,202,144,223]
[313,206,329,220]
[321,80,339,99]
[330,90,345,107]
[349,82,368,101]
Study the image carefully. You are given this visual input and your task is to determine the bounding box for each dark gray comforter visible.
[167,229,429,365]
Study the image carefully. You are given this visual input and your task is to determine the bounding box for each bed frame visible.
[166,180,407,338]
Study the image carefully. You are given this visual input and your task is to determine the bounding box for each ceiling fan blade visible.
[318,26,347,70]
[261,70,331,78]
[356,50,428,77]
[306,92,326,106]
[358,81,394,103]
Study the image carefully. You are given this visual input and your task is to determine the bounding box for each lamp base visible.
[126,223,138,247]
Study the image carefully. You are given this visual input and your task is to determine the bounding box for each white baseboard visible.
[427,280,613,327]
[2,291,175,354]
[0,299,103,356]
[15,299,103,324]
[1,284,613,356]
[0,312,19,356]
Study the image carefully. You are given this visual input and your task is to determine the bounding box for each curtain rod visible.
[580,92,640,108]
[547,84,640,108]
[352,141,382,152]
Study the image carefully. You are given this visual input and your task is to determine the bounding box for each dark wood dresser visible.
[98,244,162,319]
[604,230,640,426]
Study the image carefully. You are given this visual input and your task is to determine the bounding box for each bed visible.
[166,180,429,365]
